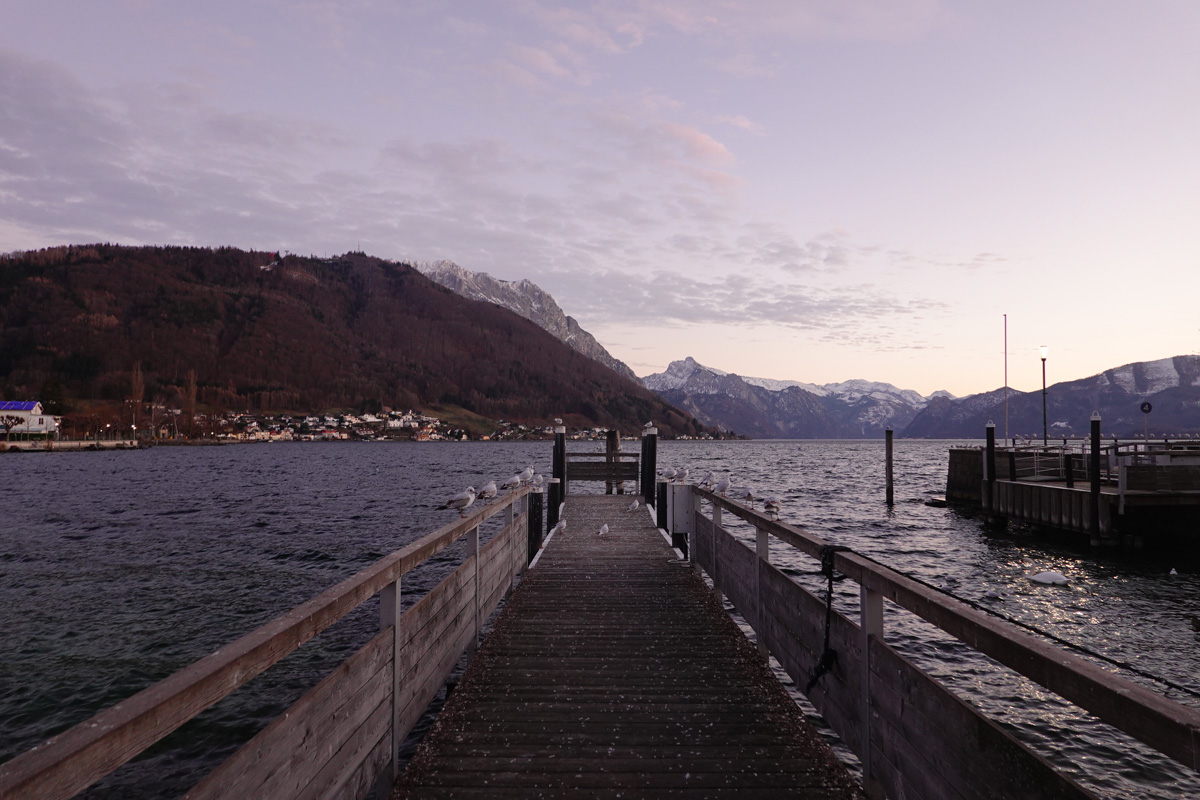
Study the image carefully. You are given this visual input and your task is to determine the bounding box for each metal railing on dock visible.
[0,488,543,800]
[665,480,1200,800]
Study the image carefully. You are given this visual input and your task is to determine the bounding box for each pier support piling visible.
[885,427,894,506]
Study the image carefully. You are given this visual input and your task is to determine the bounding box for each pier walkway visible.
[393,495,862,799]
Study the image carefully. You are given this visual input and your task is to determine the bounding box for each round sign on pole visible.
[1140,401,1152,414]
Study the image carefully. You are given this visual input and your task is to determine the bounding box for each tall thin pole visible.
[1041,355,1048,446]
[1004,314,1009,445]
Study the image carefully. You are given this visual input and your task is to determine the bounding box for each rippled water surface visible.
[2,440,1199,798]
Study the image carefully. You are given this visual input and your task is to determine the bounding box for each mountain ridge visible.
[642,355,1200,438]
[414,260,638,381]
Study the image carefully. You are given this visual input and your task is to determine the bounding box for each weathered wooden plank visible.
[0,487,531,800]
[713,525,756,619]
[183,629,393,800]
[396,495,861,799]
[836,549,1200,771]
[867,638,1096,800]
[756,568,864,757]
[396,609,477,739]
[293,696,391,800]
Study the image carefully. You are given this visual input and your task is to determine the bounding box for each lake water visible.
[2,440,1198,798]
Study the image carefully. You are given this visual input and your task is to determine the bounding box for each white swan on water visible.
[1029,571,1069,586]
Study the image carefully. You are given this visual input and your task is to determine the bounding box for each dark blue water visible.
[2,440,1198,798]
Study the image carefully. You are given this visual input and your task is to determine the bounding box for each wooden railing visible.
[0,488,537,800]
[666,483,1200,800]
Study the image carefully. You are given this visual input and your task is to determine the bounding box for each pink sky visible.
[2,1,1198,396]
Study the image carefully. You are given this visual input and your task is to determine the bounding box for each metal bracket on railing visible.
[805,545,851,694]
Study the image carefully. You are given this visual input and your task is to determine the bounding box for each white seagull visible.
[672,467,689,484]
[762,496,782,517]
[554,418,563,425]
[532,474,543,487]
[517,465,535,484]
[696,471,715,489]
[549,519,566,536]
[731,486,755,503]
[627,498,640,512]
[478,480,498,503]
[713,476,731,496]
[598,523,609,537]
[501,474,521,491]
[438,487,477,517]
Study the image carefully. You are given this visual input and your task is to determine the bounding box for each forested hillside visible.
[0,244,706,436]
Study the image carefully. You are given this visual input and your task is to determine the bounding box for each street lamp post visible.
[1040,345,1049,446]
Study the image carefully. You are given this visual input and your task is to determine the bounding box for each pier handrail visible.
[0,486,534,800]
[681,484,1200,795]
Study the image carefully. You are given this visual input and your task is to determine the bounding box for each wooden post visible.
[1090,412,1102,546]
[547,478,560,529]
[755,527,769,659]
[656,480,668,532]
[885,427,894,506]
[860,583,885,800]
[984,422,996,518]
[642,427,658,502]
[379,576,402,783]
[605,430,619,494]
[528,489,543,564]
[553,426,567,496]
[468,524,480,658]
[711,502,723,604]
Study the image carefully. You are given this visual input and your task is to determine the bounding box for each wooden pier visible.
[394,495,861,798]
[947,422,1200,546]
[5,427,1200,800]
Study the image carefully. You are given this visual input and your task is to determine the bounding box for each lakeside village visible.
[0,401,715,451]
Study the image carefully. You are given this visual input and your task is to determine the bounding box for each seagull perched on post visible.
[438,487,477,517]
[554,418,563,425]
[477,480,498,503]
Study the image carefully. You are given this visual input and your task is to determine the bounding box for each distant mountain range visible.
[400,261,1200,439]
[640,355,1200,439]
[641,357,954,438]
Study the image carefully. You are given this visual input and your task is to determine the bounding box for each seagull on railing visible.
[713,476,731,496]
[762,496,781,517]
[438,487,477,517]
[627,498,639,512]
[696,471,715,489]
[730,486,755,504]
[477,480,498,503]
[517,465,535,485]
[532,474,543,487]
[672,467,689,484]
[501,474,521,491]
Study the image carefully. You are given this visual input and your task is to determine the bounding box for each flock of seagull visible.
[659,467,782,517]
[437,461,783,547]
[436,465,539,517]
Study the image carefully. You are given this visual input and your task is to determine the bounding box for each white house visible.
[0,401,60,440]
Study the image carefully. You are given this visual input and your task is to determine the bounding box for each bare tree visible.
[185,369,197,438]
[130,361,144,436]
[1,414,23,441]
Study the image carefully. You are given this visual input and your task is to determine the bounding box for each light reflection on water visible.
[662,439,1200,800]
[1,440,1198,798]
